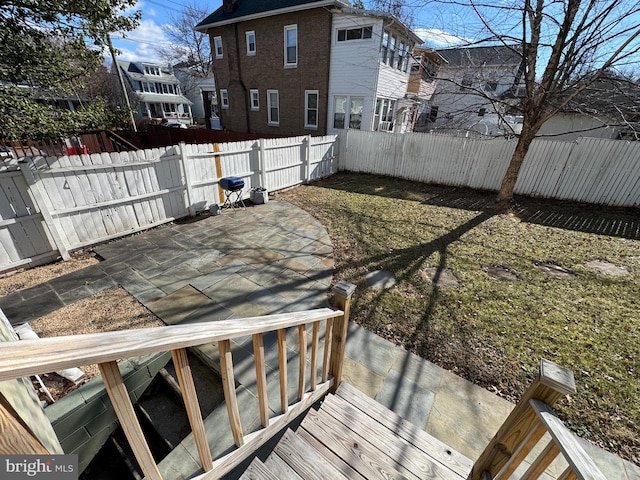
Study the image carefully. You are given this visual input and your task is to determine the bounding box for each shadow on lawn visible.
[318,172,640,241]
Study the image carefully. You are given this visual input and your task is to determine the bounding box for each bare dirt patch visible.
[0,251,99,296]
[1,255,164,404]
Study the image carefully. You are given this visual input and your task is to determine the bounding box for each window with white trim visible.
[381,31,389,63]
[220,89,229,109]
[144,65,160,75]
[267,90,279,125]
[246,31,256,55]
[397,41,405,70]
[388,35,396,66]
[214,36,223,58]
[337,26,372,41]
[333,95,364,130]
[284,25,297,67]
[250,89,259,110]
[373,98,395,130]
[305,90,319,129]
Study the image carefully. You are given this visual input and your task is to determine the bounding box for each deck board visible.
[272,428,349,480]
[301,406,418,480]
[239,458,280,480]
[319,394,463,480]
[264,449,303,480]
[296,426,368,480]
[336,382,473,477]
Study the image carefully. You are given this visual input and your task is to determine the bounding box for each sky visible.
[108,0,471,65]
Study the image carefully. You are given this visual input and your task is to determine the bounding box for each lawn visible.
[279,171,640,464]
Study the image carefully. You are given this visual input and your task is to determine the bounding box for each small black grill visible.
[220,177,246,211]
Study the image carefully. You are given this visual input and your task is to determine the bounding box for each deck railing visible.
[470,359,607,480]
[0,281,356,480]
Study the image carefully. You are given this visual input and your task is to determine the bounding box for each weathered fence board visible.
[341,130,640,207]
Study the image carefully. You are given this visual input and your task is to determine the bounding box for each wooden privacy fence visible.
[0,135,339,273]
[339,130,640,207]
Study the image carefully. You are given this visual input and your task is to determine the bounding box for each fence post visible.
[469,359,576,480]
[304,135,312,183]
[329,280,356,393]
[178,142,196,217]
[19,160,70,261]
[258,138,267,189]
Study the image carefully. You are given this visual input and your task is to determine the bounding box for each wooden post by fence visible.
[329,280,356,393]
[469,359,576,480]
[304,135,312,183]
[178,142,196,217]
[258,138,267,189]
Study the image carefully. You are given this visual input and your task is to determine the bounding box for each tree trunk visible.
[497,128,538,201]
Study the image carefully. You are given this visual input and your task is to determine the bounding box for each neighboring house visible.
[427,45,524,136]
[327,8,421,134]
[536,75,640,141]
[173,67,218,127]
[195,0,421,136]
[114,61,194,125]
[406,47,444,132]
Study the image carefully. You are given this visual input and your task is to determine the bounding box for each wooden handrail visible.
[0,308,341,381]
[0,284,356,480]
[529,399,607,480]
[470,359,607,480]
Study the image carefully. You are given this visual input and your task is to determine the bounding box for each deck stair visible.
[240,382,471,480]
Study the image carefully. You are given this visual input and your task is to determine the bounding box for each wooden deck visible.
[240,382,473,480]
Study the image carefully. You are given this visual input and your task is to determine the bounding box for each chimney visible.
[223,0,239,13]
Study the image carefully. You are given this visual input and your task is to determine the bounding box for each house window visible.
[163,103,177,113]
[337,26,373,41]
[144,66,160,75]
[267,90,279,125]
[305,90,319,129]
[220,89,229,109]
[333,95,364,130]
[250,89,259,111]
[246,31,256,55]
[284,25,297,67]
[214,36,223,59]
[381,31,389,63]
[485,80,498,92]
[461,73,473,89]
[388,35,396,66]
[429,106,439,122]
[397,41,404,70]
[374,98,395,130]
[478,107,486,116]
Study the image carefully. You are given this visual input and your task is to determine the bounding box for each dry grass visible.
[2,254,163,402]
[0,252,99,296]
[279,172,640,464]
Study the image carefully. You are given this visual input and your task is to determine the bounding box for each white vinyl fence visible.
[340,130,640,207]
[0,135,339,273]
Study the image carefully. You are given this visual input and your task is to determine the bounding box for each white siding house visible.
[327,9,421,134]
[115,61,194,125]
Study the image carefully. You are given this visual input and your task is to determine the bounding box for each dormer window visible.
[144,65,160,76]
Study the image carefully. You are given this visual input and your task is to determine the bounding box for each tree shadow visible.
[316,172,640,240]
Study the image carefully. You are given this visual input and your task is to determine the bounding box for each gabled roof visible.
[436,45,522,68]
[195,0,348,30]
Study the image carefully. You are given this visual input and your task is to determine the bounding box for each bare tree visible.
[155,2,212,95]
[431,0,640,201]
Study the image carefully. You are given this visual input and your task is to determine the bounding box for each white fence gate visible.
[0,135,339,273]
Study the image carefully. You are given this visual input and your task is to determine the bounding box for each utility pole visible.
[107,34,137,132]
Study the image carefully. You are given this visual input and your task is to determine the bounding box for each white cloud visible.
[110,19,170,64]
[414,28,471,47]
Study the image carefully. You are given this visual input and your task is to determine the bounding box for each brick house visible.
[196,0,421,136]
